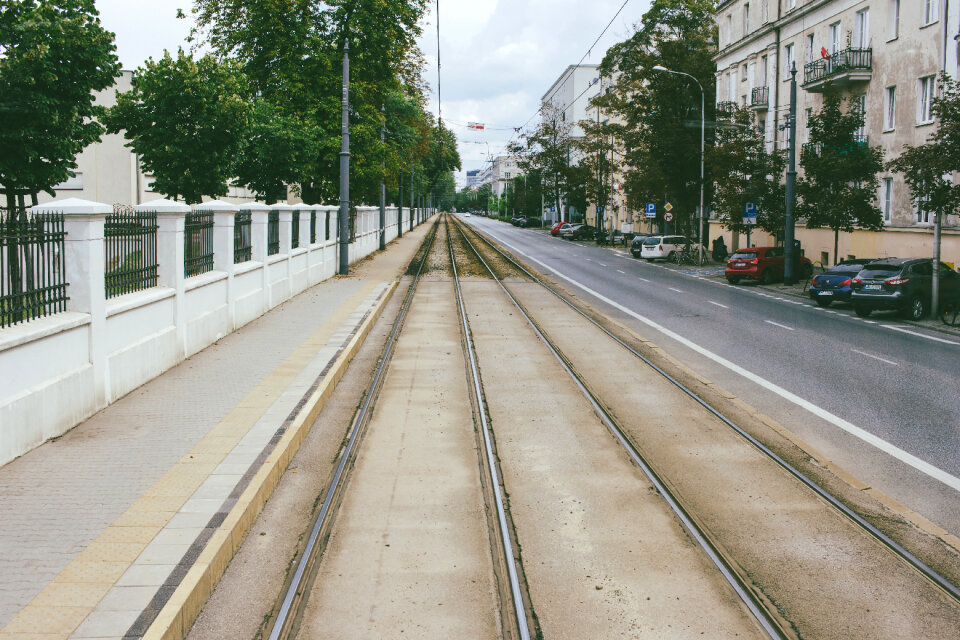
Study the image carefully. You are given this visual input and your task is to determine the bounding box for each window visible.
[729,71,735,99]
[854,9,869,48]
[742,64,748,80]
[505,172,511,179]
[748,62,756,90]
[744,3,750,34]
[923,0,939,26]
[760,55,768,84]
[806,34,815,62]
[788,0,796,9]
[830,22,841,54]
[917,189,931,224]
[882,178,893,223]
[918,75,935,124]
[805,107,813,142]
[762,0,769,23]
[785,43,795,76]
[889,0,900,39]
[884,86,896,130]
[855,95,867,139]
[727,14,733,43]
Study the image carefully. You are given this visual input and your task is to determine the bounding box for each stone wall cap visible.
[31,198,111,215]
[192,199,240,212]
[269,202,296,211]
[242,202,271,212]
[135,198,190,213]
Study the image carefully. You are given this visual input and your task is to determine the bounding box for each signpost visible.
[664,211,674,222]
[743,202,757,226]
[645,203,656,218]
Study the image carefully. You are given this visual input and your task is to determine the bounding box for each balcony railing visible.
[750,86,769,109]
[801,133,869,157]
[716,101,738,118]
[803,48,872,89]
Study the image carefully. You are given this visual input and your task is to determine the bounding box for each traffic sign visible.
[549,206,556,213]
[664,211,674,222]
[743,202,757,225]
[645,202,656,218]
[596,206,604,214]
[664,202,673,213]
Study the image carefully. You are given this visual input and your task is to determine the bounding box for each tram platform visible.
[0,222,431,640]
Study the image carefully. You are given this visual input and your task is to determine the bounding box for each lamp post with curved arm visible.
[652,65,706,265]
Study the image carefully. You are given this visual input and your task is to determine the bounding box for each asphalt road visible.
[464,215,960,538]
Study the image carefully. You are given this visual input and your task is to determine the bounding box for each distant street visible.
[465,215,960,539]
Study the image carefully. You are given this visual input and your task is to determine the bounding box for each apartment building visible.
[714,0,959,264]
[542,64,601,139]
[483,155,519,198]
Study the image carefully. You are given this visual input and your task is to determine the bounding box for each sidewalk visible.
[0,221,431,640]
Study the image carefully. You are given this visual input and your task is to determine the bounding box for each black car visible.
[630,233,655,257]
[570,224,598,240]
[851,258,960,320]
[808,258,876,307]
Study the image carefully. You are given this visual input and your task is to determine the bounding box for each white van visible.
[640,235,691,261]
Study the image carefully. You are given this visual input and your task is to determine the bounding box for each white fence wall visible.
[0,197,427,466]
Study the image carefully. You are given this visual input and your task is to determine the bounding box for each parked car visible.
[630,233,655,257]
[725,246,813,284]
[640,235,693,261]
[570,224,598,240]
[851,258,960,320]
[551,222,572,236]
[808,258,875,306]
[510,216,526,226]
[560,224,583,239]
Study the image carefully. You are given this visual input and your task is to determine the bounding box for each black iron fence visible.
[268,210,280,255]
[310,210,317,244]
[1,207,68,328]
[105,205,158,299]
[184,211,214,277]
[291,210,300,249]
[804,48,872,85]
[325,211,331,242]
[234,211,252,263]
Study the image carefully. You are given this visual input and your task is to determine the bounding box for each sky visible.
[94,0,653,188]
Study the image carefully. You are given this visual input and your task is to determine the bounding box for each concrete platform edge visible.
[141,280,399,640]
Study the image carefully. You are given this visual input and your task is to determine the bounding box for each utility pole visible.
[338,37,350,276]
[379,104,386,251]
[397,174,403,238]
[410,155,414,232]
[783,62,798,285]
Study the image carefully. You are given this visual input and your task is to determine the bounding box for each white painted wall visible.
[0,198,419,466]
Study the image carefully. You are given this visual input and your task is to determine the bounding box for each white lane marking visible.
[598,262,608,267]
[617,269,626,274]
[488,236,960,494]
[584,258,592,262]
[881,325,960,345]
[708,301,729,309]
[765,320,794,331]
[669,287,684,293]
[637,277,651,283]
[851,349,898,366]
[863,320,877,324]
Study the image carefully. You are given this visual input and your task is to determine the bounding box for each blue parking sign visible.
[645,202,656,218]
[743,202,757,225]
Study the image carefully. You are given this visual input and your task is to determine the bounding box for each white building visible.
[465,169,482,189]
[488,155,519,198]
[542,64,601,139]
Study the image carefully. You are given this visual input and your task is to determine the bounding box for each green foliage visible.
[797,91,884,261]
[105,50,250,204]
[888,74,960,226]
[708,106,786,236]
[576,116,621,227]
[512,105,575,217]
[0,0,120,205]
[595,0,716,233]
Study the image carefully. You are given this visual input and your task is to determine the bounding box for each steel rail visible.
[267,221,441,640]
[456,217,960,604]
[450,216,787,638]
[444,216,533,640]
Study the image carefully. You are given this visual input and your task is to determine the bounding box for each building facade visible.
[488,155,520,198]
[714,0,959,264]
[542,64,601,139]
[465,169,482,189]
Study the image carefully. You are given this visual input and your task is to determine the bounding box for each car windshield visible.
[828,263,865,274]
[859,264,901,279]
[729,252,756,260]
[642,237,662,245]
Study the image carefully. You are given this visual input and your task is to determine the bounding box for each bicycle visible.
[672,244,698,265]
[941,299,960,326]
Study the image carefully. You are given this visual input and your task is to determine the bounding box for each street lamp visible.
[651,65,706,265]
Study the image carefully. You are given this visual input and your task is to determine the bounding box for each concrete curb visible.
[142,280,399,640]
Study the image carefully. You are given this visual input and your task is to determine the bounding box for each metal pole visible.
[410,154,414,231]
[784,62,798,285]
[338,37,351,276]
[398,173,403,238]
[698,82,705,265]
[379,104,386,251]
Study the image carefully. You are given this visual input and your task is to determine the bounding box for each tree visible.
[595,0,716,235]
[796,91,884,264]
[0,0,120,209]
[105,51,250,204]
[888,73,960,313]
[576,114,622,235]
[709,105,786,238]
[512,104,575,221]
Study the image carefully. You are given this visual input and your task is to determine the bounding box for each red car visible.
[725,246,812,284]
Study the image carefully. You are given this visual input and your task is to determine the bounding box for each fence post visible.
[32,198,111,410]
[140,199,190,360]
[271,203,294,303]
[247,203,270,314]
[196,199,239,329]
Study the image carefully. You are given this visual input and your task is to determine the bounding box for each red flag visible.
[821,46,829,59]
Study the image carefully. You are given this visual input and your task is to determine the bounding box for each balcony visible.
[716,101,738,118]
[750,86,769,111]
[802,48,872,93]
[801,133,869,157]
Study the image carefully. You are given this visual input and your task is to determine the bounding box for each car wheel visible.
[759,269,773,285]
[726,276,740,285]
[816,298,832,307]
[666,252,675,263]
[854,305,872,317]
[644,258,653,262]
[904,295,927,321]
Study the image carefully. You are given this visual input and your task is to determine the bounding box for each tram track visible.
[450,214,960,638]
